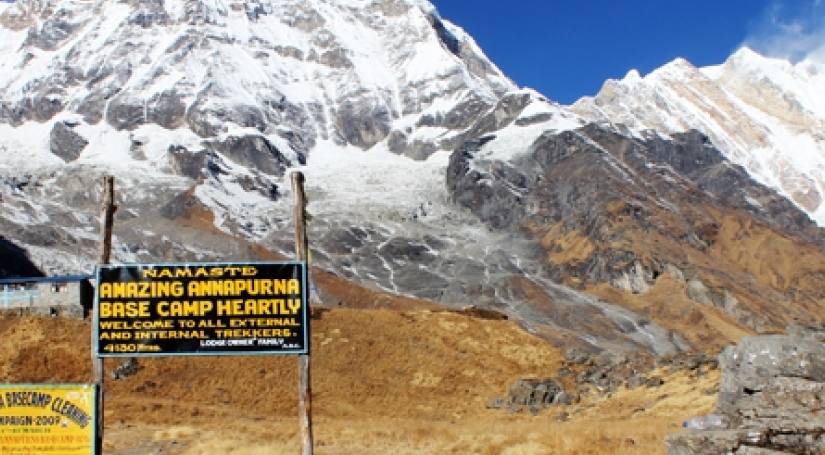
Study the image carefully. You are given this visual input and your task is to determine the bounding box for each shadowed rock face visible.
[49,121,88,162]
[0,236,44,278]
[203,135,292,177]
[334,100,392,150]
[572,49,825,227]
[451,124,822,244]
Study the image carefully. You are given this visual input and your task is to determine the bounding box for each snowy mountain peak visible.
[728,45,764,63]
[623,68,642,82]
[651,56,696,77]
[573,47,825,225]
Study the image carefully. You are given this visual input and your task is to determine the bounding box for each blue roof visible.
[0,275,93,285]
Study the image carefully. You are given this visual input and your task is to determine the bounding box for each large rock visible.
[668,325,825,454]
[23,6,83,51]
[106,94,146,131]
[446,135,526,230]
[508,379,562,407]
[49,122,88,162]
[718,330,825,429]
[166,145,209,180]
[666,430,768,455]
[417,92,492,132]
[203,135,291,177]
[667,428,825,454]
[146,91,186,129]
[185,86,266,138]
[334,100,392,149]
[487,378,566,414]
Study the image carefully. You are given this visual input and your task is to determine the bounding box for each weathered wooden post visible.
[291,171,313,455]
[95,175,116,454]
[98,176,116,265]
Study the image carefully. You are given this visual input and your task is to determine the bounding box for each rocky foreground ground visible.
[668,325,825,454]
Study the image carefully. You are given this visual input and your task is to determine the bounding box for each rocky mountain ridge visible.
[445,90,825,350]
[574,47,825,226]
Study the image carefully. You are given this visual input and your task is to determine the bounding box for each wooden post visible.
[95,175,116,454]
[98,176,116,265]
[291,171,313,455]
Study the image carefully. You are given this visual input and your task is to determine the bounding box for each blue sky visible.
[432,1,824,104]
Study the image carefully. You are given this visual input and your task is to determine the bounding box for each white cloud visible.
[743,0,825,62]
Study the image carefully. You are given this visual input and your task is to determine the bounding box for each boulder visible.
[112,358,139,380]
[488,378,570,415]
[49,121,88,162]
[507,379,562,407]
[204,135,291,177]
[666,430,762,455]
[334,100,391,149]
[717,332,825,426]
[552,391,573,405]
[626,374,647,389]
[564,347,592,365]
[166,145,209,180]
[668,325,825,454]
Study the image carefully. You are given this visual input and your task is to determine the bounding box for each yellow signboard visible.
[0,384,97,455]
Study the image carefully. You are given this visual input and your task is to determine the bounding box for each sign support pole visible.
[95,175,116,454]
[291,171,313,455]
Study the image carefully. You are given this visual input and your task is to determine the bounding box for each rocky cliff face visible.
[446,90,825,350]
[667,325,825,454]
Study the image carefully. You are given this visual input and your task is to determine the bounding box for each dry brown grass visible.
[533,195,825,353]
[0,311,717,454]
[588,276,752,350]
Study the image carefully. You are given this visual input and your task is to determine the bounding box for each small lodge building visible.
[0,275,93,318]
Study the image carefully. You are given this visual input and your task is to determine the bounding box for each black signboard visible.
[94,262,308,357]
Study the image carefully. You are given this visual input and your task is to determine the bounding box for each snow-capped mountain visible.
[573,47,825,225]
[1,0,824,354]
[0,0,514,173]
[0,0,513,268]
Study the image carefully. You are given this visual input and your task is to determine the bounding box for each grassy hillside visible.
[0,310,716,454]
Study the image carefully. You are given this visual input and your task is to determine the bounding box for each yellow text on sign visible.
[0,384,96,455]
